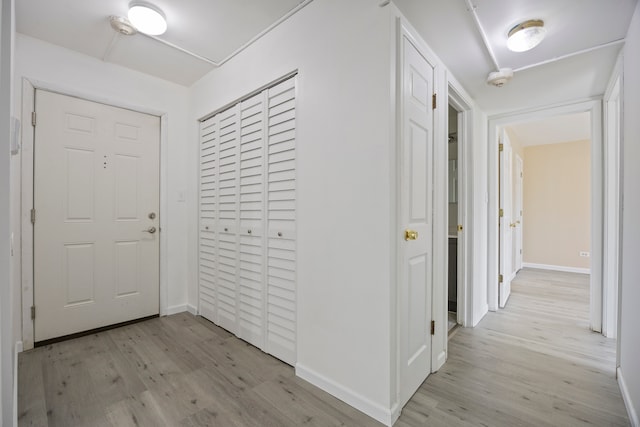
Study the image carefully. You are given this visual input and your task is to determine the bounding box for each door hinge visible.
[499,143,504,152]
[499,208,504,217]
[31,306,36,320]
[30,208,36,224]
[499,274,503,283]
[430,320,435,335]
[432,93,437,110]
[31,111,37,127]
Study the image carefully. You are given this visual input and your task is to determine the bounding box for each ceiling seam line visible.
[214,0,314,67]
[140,0,315,68]
[142,33,220,66]
[102,31,120,62]
[464,0,501,71]
[512,38,626,73]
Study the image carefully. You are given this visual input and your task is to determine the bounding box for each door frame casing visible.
[447,83,472,327]
[20,78,168,350]
[603,53,623,340]
[487,99,604,333]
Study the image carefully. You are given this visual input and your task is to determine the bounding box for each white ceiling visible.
[393,0,637,114]
[506,112,591,147]
[16,0,638,113]
[16,0,305,86]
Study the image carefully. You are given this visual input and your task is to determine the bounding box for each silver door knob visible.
[143,226,157,234]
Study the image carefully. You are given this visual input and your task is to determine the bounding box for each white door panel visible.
[34,90,160,342]
[499,133,513,308]
[400,36,434,407]
[515,155,524,272]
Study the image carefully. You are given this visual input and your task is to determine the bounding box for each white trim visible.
[522,263,590,275]
[602,52,622,340]
[487,99,603,334]
[296,363,394,426]
[447,78,473,329]
[618,367,639,427]
[14,341,20,426]
[20,78,168,349]
[165,304,197,316]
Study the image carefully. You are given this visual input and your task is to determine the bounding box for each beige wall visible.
[523,140,591,269]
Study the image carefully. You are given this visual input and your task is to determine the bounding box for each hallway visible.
[397,268,628,426]
[18,269,628,426]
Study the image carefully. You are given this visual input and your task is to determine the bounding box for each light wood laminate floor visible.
[19,268,628,426]
[397,268,628,427]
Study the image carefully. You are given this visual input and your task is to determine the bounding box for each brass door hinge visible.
[30,208,36,224]
[499,274,503,283]
[31,306,36,320]
[430,320,435,335]
[31,111,37,127]
[432,93,437,110]
[499,143,504,152]
[499,208,504,217]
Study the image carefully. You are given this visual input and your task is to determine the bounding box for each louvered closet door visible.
[237,93,266,347]
[216,106,241,334]
[265,78,297,365]
[198,75,297,366]
[198,114,219,322]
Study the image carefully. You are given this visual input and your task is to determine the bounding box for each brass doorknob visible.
[509,223,516,228]
[404,229,418,241]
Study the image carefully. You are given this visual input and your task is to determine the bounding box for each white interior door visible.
[514,155,523,272]
[499,132,513,308]
[34,90,160,342]
[399,36,434,406]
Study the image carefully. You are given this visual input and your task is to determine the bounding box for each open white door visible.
[514,155,524,272]
[499,132,513,308]
[399,35,434,407]
[33,90,160,342]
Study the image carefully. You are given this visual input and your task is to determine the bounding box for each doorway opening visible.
[447,103,460,334]
[488,99,615,338]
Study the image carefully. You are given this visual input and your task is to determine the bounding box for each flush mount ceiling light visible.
[507,19,546,52]
[128,1,167,35]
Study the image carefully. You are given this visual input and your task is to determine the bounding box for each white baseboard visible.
[618,367,639,427]
[165,304,197,316]
[523,262,590,275]
[14,341,22,426]
[295,363,393,426]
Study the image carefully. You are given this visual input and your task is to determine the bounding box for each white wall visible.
[13,34,192,330]
[0,0,14,424]
[189,0,395,421]
[619,1,640,424]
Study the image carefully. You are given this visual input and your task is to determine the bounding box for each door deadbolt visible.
[148,212,156,219]
[404,229,418,241]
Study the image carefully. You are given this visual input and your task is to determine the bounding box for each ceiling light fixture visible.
[507,19,546,52]
[128,1,167,35]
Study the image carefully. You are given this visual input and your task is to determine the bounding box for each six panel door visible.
[33,90,160,342]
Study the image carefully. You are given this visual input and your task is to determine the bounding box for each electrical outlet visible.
[580,251,590,257]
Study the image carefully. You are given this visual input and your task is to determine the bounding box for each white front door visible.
[33,90,160,342]
[499,132,513,308]
[399,35,434,406]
